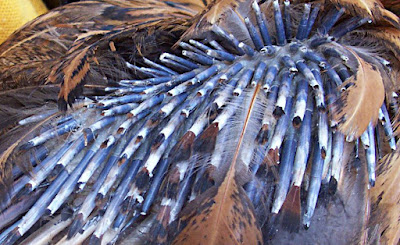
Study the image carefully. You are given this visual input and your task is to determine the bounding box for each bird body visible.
[0,0,400,244]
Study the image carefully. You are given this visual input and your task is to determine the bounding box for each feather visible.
[1,0,400,244]
[172,84,263,245]
[54,46,94,110]
[0,112,60,208]
[381,0,400,15]
[280,185,301,232]
[331,50,385,141]
[270,143,370,244]
[356,27,400,61]
[180,0,249,40]
[348,27,400,98]
[1,0,202,108]
[330,0,400,27]
[18,215,72,245]
[369,149,400,244]
[204,0,244,24]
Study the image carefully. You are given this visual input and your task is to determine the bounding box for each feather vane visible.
[369,149,400,244]
[331,50,385,140]
[1,0,400,244]
[331,0,400,27]
[172,84,263,245]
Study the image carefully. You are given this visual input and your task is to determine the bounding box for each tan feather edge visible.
[331,49,385,141]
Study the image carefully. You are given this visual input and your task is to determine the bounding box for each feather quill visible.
[0,0,201,107]
[172,84,263,245]
[0,112,60,208]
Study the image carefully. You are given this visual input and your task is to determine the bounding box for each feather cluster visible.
[0,0,400,244]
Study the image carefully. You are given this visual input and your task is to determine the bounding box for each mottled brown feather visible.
[369,150,400,245]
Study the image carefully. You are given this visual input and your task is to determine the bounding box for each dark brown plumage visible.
[0,0,400,244]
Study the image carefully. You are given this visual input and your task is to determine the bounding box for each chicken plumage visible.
[0,0,400,244]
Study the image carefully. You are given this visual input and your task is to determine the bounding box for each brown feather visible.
[392,103,400,136]
[180,0,250,41]
[172,84,263,245]
[203,0,243,24]
[350,27,400,95]
[170,131,196,162]
[0,1,109,91]
[381,0,400,15]
[330,0,400,27]
[331,50,385,141]
[1,0,400,243]
[369,150,400,244]
[57,46,93,109]
[270,143,370,244]
[0,0,204,107]
[356,27,400,61]
[280,185,301,232]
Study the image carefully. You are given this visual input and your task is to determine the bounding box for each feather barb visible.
[369,150,400,244]
[331,49,384,140]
